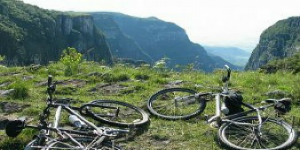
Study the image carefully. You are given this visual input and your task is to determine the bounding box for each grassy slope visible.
[0,62,300,149]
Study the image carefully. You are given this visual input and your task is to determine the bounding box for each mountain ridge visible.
[92,12,241,71]
[0,0,112,65]
[204,46,250,67]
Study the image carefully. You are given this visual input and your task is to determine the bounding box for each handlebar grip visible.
[48,75,53,87]
[224,65,231,80]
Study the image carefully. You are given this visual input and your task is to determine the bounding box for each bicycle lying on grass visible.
[5,76,149,149]
[147,65,297,150]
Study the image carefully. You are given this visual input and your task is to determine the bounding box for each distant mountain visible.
[245,17,300,70]
[92,12,240,72]
[204,46,251,67]
[0,0,112,65]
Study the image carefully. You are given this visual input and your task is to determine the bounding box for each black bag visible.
[274,100,291,114]
[224,92,244,115]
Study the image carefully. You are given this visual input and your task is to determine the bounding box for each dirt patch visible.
[0,72,20,76]
[0,102,30,114]
[89,83,130,95]
[164,80,185,88]
[56,79,87,88]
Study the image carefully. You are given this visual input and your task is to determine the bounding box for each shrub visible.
[60,47,82,76]
[134,73,150,80]
[9,80,29,99]
[260,52,300,73]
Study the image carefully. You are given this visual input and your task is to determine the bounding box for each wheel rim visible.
[88,101,147,126]
[221,117,295,150]
[149,88,203,119]
[46,137,121,150]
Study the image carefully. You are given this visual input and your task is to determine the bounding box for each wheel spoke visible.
[219,117,296,150]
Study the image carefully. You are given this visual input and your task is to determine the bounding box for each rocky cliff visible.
[92,12,239,72]
[0,0,112,65]
[245,17,300,70]
[92,13,152,62]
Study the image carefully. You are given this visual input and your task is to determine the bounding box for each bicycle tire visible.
[218,116,298,150]
[147,88,206,120]
[44,137,123,150]
[80,100,149,127]
[24,138,39,150]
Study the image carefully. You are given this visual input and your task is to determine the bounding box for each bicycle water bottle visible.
[69,115,86,128]
[221,103,229,115]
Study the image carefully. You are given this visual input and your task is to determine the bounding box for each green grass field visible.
[0,61,300,149]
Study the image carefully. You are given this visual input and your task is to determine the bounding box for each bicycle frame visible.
[206,65,268,133]
[22,76,129,149]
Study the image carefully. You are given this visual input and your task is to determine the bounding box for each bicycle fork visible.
[207,94,222,126]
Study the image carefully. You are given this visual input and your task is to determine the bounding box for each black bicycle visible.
[147,65,297,150]
[5,76,149,149]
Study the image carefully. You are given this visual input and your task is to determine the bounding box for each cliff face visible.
[245,17,300,70]
[92,12,239,72]
[92,13,152,62]
[0,0,112,65]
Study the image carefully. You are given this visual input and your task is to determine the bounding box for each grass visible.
[0,61,300,149]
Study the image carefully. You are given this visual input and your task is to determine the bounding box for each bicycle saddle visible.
[263,98,292,114]
[5,120,25,137]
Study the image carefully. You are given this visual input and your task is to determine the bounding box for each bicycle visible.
[5,75,149,149]
[147,65,298,150]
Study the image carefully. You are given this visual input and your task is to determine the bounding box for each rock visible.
[0,72,20,76]
[265,90,289,98]
[194,84,204,88]
[0,102,30,113]
[27,64,42,72]
[164,80,185,88]
[23,75,34,81]
[0,82,12,87]
[36,81,48,86]
[89,83,129,95]
[0,89,15,97]
[87,72,102,77]
[37,79,87,88]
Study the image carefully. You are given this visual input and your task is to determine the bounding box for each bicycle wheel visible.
[147,88,206,120]
[218,116,298,150]
[24,138,40,150]
[80,100,149,127]
[45,136,122,150]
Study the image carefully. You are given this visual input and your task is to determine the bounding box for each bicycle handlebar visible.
[48,75,53,87]
[222,65,231,83]
[47,75,56,101]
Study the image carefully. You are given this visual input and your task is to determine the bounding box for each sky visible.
[22,0,300,52]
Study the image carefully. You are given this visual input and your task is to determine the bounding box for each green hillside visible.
[246,17,300,70]
[0,0,112,65]
[0,60,299,149]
